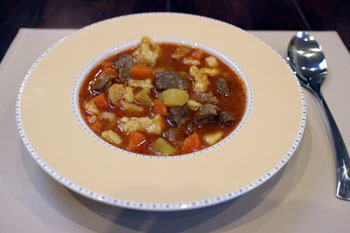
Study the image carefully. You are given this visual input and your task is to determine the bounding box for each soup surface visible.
[79,36,246,156]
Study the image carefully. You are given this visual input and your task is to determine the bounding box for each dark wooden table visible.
[1,0,349,62]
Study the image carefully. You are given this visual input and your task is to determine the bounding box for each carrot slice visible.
[92,93,109,109]
[127,132,146,151]
[129,64,154,80]
[152,100,168,116]
[191,49,204,60]
[104,68,118,78]
[182,133,201,154]
[102,61,114,69]
[91,121,102,133]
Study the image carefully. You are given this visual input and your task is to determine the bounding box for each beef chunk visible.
[163,128,186,146]
[91,75,113,94]
[219,111,235,126]
[187,122,194,134]
[168,105,189,128]
[216,78,230,96]
[155,69,188,91]
[195,104,219,126]
[191,91,218,104]
[114,54,137,81]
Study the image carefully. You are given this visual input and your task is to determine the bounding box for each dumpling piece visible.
[133,36,160,66]
[190,66,209,92]
[118,115,165,135]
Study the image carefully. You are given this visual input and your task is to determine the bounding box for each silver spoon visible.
[286,31,350,200]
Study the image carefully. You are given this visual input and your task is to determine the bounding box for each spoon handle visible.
[317,91,350,200]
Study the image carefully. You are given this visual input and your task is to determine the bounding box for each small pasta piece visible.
[205,56,219,67]
[88,115,97,123]
[133,36,160,66]
[200,67,220,77]
[187,99,202,111]
[119,115,165,135]
[190,66,209,92]
[84,101,99,115]
[203,131,224,145]
[183,57,200,66]
[171,47,191,59]
[123,86,135,102]
[108,84,125,105]
[101,130,122,145]
[120,101,143,112]
[100,112,116,121]
[146,115,165,134]
[128,78,154,89]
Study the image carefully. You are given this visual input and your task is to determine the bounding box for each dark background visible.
[1,0,349,62]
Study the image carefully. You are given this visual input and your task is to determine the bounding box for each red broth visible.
[79,37,246,156]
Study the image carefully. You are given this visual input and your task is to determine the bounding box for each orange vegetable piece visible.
[104,68,117,78]
[92,93,109,109]
[102,61,114,69]
[182,133,201,154]
[91,121,102,133]
[152,100,168,116]
[126,132,146,151]
[191,49,204,60]
[129,64,154,80]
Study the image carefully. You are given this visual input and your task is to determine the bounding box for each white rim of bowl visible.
[72,38,253,159]
[16,12,306,211]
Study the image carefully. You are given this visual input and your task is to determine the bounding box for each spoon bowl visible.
[288,32,327,79]
[287,31,327,93]
[287,31,350,200]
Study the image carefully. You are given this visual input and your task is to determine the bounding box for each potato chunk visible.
[203,131,224,145]
[100,112,116,121]
[135,87,153,106]
[151,138,177,155]
[160,88,189,107]
[101,130,122,145]
[133,36,160,66]
[187,99,202,111]
[108,84,124,105]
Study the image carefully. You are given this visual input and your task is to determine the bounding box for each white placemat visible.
[0,28,349,233]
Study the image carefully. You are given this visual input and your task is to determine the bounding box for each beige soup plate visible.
[16,13,305,211]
